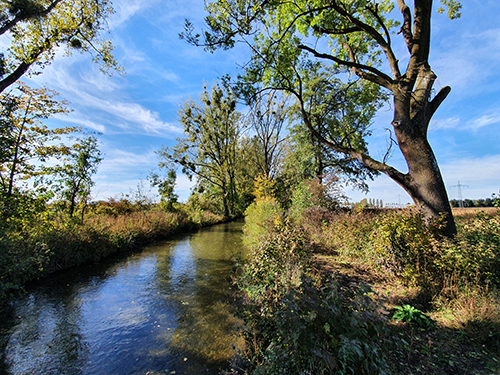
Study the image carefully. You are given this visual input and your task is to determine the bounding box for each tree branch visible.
[298,44,394,90]
[396,0,414,53]
[0,0,64,36]
[312,25,362,35]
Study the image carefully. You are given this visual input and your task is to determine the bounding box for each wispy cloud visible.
[96,100,182,135]
[31,60,182,137]
[430,116,461,130]
[468,112,500,130]
[61,115,107,133]
[108,0,155,29]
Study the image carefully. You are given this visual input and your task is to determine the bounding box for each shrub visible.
[370,210,500,294]
[242,197,283,249]
[239,217,309,311]
[239,276,389,375]
[320,210,379,260]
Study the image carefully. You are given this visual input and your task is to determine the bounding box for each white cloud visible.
[109,0,155,29]
[468,112,500,130]
[61,114,107,133]
[30,59,182,137]
[430,116,461,130]
[85,97,183,135]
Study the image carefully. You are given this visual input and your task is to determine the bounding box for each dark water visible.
[0,221,246,375]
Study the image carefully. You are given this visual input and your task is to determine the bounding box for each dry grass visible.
[452,206,499,218]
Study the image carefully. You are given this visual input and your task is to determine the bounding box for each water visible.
[0,221,246,375]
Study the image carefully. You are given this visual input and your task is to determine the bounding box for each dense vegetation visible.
[229,181,500,374]
[0,193,225,302]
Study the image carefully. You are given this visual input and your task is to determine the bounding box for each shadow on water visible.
[0,221,246,375]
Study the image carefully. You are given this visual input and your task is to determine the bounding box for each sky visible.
[23,0,500,206]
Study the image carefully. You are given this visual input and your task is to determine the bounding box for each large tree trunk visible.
[391,77,457,237]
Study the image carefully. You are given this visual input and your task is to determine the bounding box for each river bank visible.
[0,221,246,375]
[0,208,226,304]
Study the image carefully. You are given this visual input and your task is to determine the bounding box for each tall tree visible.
[157,83,241,218]
[183,0,462,237]
[0,82,76,197]
[0,0,120,93]
[149,168,178,211]
[246,91,289,180]
[56,134,102,219]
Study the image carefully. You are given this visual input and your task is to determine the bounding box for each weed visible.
[392,305,433,328]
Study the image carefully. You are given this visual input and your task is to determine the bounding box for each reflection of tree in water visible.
[151,222,246,372]
[0,222,246,375]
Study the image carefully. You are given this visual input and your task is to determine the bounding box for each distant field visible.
[452,206,499,217]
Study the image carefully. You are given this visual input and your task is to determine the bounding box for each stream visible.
[0,221,246,375]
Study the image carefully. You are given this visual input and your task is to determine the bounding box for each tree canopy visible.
[157,83,241,218]
[183,0,462,236]
[0,82,76,197]
[0,0,120,93]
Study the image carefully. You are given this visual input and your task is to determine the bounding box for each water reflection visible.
[0,221,245,375]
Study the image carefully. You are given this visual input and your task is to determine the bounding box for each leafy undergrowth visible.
[232,203,500,374]
[312,254,500,375]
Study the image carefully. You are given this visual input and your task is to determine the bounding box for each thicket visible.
[234,180,391,374]
[320,209,500,296]
[234,177,500,374]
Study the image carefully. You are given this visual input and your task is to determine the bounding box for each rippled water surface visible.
[0,221,246,375]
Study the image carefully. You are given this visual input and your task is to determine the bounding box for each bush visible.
[239,217,309,311]
[370,210,500,294]
[320,210,380,259]
[238,276,389,375]
[242,197,283,249]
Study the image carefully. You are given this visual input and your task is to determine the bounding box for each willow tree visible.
[183,0,462,237]
[0,0,120,93]
[158,83,240,218]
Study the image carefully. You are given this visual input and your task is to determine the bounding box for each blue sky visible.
[25,0,500,205]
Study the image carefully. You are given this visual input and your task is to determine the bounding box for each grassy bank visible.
[229,201,500,374]
[0,207,224,303]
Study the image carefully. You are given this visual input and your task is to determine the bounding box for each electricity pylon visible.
[451,181,469,208]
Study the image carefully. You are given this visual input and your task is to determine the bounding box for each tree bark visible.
[221,182,230,219]
[390,70,457,237]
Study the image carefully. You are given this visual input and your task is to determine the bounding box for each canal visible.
[0,221,246,375]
